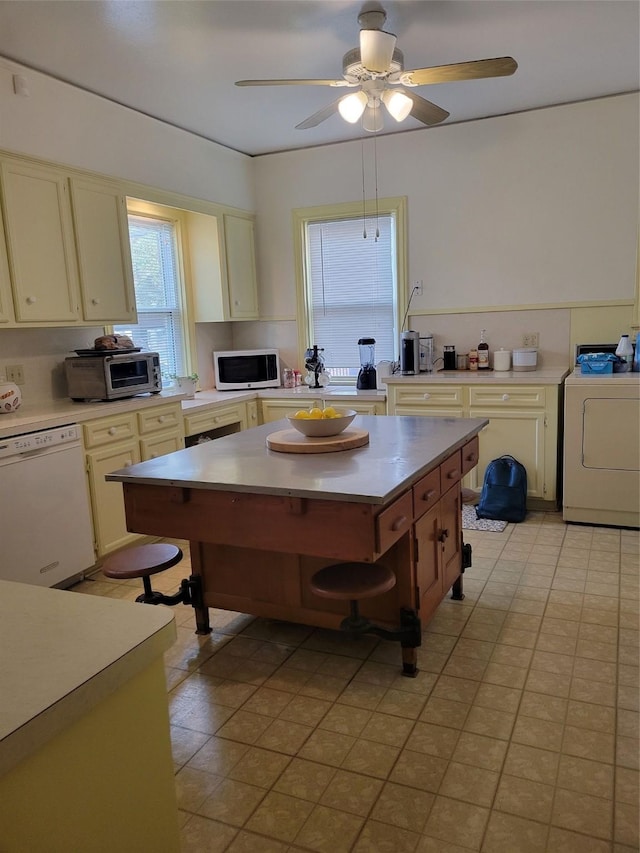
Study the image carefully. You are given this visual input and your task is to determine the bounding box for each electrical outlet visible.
[6,364,24,384]
[522,333,539,348]
[413,280,423,296]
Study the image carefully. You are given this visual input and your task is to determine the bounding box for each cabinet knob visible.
[422,489,437,501]
[26,296,37,304]
[391,515,408,532]
[447,469,460,480]
[91,297,101,305]
[502,394,510,401]
[125,459,132,467]
[108,426,117,435]
[214,416,220,423]
[150,453,157,459]
[158,415,166,423]
[438,528,449,543]
[423,393,430,399]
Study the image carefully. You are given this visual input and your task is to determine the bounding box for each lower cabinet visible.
[183,401,250,442]
[84,402,184,557]
[388,382,561,506]
[413,446,464,624]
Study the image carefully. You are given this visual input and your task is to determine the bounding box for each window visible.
[294,197,407,380]
[114,210,188,382]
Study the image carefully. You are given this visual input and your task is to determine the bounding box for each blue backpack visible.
[476,455,528,523]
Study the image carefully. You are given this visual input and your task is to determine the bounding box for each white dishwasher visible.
[0,423,95,587]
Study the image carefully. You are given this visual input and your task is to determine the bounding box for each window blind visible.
[307,214,396,376]
[115,215,186,381]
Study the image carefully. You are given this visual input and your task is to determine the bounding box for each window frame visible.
[110,199,197,386]
[293,197,408,382]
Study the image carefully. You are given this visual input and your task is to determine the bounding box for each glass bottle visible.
[478,329,490,370]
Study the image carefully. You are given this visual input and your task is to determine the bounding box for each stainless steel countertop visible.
[107,414,488,504]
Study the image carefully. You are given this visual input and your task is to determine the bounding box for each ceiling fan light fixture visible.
[381,89,412,122]
[360,28,397,74]
[338,90,368,123]
[362,102,384,133]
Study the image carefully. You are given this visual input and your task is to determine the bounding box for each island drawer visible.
[83,412,136,448]
[440,449,462,492]
[375,491,413,554]
[461,436,479,475]
[413,468,441,520]
[137,403,183,435]
[468,386,546,408]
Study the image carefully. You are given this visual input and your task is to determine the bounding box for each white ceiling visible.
[0,0,638,157]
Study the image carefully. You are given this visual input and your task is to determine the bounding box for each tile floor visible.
[73,511,639,853]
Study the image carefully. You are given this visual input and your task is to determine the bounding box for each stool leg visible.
[142,575,154,600]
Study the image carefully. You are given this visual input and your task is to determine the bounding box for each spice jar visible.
[469,349,479,371]
[283,368,295,388]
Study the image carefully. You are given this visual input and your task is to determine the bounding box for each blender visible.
[356,337,377,389]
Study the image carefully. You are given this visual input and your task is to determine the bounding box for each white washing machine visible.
[563,369,640,528]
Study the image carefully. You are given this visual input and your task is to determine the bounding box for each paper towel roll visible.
[493,349,511,371]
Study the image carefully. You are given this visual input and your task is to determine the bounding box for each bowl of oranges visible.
[287,406,357,437]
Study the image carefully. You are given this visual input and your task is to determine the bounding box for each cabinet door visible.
[260,399,301,424]
[440,484,462,592]
[468,408,545,498]
[246,400,259,429]
[70,177,136,322]
[86,439,141,556]
[223,213,258,320]
[0,203,14,324]
[414,504,443,622]
[1,160,80,322]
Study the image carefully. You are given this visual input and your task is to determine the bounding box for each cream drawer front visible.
[140,430,184,460]
[393,385,464,407]
[468,386,546,408]
[83,413,136,448]
[137,403,182,435]
[184,404,247,436]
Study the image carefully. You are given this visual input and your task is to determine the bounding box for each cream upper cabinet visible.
[222,213,259,320]
[1,159,80,322]
[0,202,14,324]
[69,177,137,323]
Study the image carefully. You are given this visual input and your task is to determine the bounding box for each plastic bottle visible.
[478,330,490,370]
[634,333,640,372]
[616,334,633,372]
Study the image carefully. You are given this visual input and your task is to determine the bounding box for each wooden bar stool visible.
[310,562,422,677]
[101,543,185,605]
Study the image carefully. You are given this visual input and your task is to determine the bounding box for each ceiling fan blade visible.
[402,90,450,126]
[295,98,342,130]
[235,78,350,87]
[400,57,517,87]
[360,29,397,73]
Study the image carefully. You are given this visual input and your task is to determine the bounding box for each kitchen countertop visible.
[384,367,569,385]
[0,389,188,439]
[107,414,488,504]
[0,580,176,777]
[0,371,569,439]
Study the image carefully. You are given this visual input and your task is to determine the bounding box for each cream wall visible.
[250,93,638,371]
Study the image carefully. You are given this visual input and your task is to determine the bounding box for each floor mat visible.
[462,503,508,532]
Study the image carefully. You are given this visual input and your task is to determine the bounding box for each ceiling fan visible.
[235,2,517,133]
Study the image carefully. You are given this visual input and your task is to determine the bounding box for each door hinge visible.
[414,536,419,562]
[415,585,421,606]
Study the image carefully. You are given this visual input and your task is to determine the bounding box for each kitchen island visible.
[107,415,487,672]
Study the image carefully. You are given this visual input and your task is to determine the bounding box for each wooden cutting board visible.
[266,427,369,454]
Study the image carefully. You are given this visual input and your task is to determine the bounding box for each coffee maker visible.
[400,330,420,375]
[356,337,377,390]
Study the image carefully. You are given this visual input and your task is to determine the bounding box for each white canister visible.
[376,360,393,388]
[512,348,538,371]
[493,348,511,372]
[0,382,22,413]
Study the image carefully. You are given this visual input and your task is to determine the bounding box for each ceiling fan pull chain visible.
[374,130,380,241]
[361,137,367,239]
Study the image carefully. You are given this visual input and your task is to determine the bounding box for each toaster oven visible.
[64,352,162,401]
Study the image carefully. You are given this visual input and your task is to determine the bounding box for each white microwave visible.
[213,349,280,390]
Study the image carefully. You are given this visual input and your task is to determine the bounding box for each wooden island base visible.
[120,429,480,674]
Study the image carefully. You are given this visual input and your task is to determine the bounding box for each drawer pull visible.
[447,469,460,479]
[502,394,510,401]
[391,515,408,532]
[91,297,100,305]
[125,459,132,467]
[158,415,166,423]
[421,489,437,501]
[438,528,449,543]
[466,453,477,463]
[108,426,117,436]
[423,393,431,399]
[26,296,37,304]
